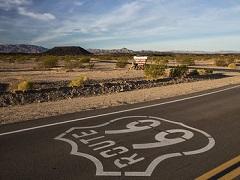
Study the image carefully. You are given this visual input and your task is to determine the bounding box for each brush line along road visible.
[0,85,240,180]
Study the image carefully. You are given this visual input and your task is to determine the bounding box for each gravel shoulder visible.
[1,73,240,125]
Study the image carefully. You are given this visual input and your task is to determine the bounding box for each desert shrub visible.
[226,58,235,65]
[64,60,75,69]
[206,69,213,74]
[42,56,58,68]
[189,69,199,76]
[176,57,195,66]
[87,62,95,69]
[144,64,167,79]
[69,76,88,87]
[155,58,169,65]
[80,57,91,63]
[151,56,170,65]
[15,55,30,63]
[10,80,33,92]
[228,63,237,69]
[116,59,128,68]
[214,59,227,67]
[170,65,188,78]
[64,59,83,69]
[197,69,213,75]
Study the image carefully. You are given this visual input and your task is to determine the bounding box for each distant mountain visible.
[169,50,240,54]
[0,44,48,54]
[46,46,92,56]
[88,48,134,54]
[88,48,240,55]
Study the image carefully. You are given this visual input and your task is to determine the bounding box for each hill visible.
[88,48,134,54]
[0,44,48,54]
[45,46,92,56]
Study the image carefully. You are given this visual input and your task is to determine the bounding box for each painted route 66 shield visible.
[55,116,215,177]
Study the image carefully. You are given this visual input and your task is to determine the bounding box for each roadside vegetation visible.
[0,53,238,83]
[116,58,129,68]
[176,55,195,65]
[69,75,88,87]
[169,65,189,78]
[144,64,167,79]
[9,80,33,92]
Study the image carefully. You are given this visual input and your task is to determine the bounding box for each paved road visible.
[0,85,240,180]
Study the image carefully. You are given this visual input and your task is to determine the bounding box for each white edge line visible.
[0,84,240,137]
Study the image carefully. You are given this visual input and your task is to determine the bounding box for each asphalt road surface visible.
[0,85,240,180]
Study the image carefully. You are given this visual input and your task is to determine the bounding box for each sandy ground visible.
[1,73,240,125]
[0,68,143,83]
[0,62,144,83]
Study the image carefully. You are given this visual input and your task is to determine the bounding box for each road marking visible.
[196,155,240,180]
[0,84,240,137]
[133,129,194,149]
[55,116,215,176]
[219,167,240,180]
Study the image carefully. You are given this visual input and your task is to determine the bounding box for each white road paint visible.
[105,119,160,134]
[1,84,239,137]
[55,116,216,177]
[125,153,182,176]
[54,133,121,176]
[133,129,194,149]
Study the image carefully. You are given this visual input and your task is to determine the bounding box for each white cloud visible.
[31,0,240,51]
[32,1,144,43]
[0,0,29,10]
[0,0,55,21]
[18,7,56,21]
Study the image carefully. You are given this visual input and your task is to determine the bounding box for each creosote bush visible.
[170,65,188,78]
[176,57,195,65]
[64,59,84,69]
[69,76,88,87]
[116,59,128,68]
[150,56,171,65]
[214,59,227,67]
[64,56,93,69]
[87,62,95,69]
[189,69,199,76]
[144,64,167,79]
[42,56,58,68]
[80,57,91,63]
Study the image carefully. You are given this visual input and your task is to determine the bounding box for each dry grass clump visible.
[197,69,213,75]
[69,75,88,87]
[9,80,33,92]
[228,63,237,69]
[17,81,33,91]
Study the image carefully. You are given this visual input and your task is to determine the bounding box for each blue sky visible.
[0,0,240,51]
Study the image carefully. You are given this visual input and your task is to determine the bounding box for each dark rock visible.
[0,74,227,107]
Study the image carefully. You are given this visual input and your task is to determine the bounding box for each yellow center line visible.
[219,167,240,180]
[196,155,240,180]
